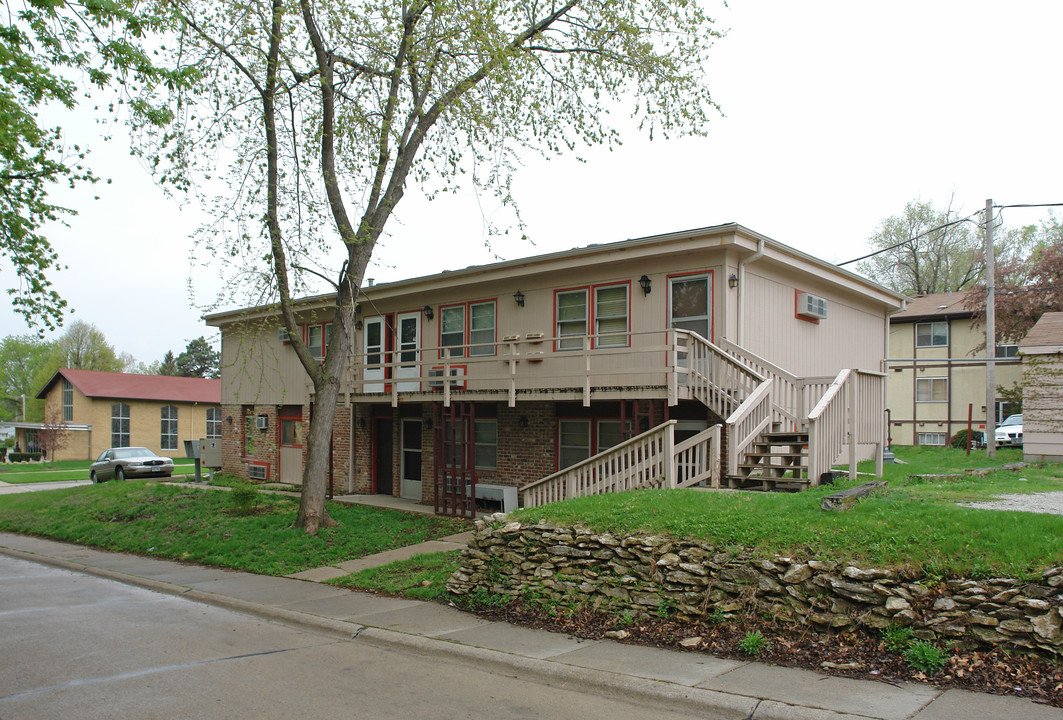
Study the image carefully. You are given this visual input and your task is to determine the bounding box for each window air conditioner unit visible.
[278,327,292,343]
[255,415,269,430]
[796,292,828,320]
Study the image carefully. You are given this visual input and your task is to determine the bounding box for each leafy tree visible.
[30,321,123,409]
[141,0,720,533]
[176,336,219,379]
[0,334,54,421]
[157,350,178,376]
[0,1,193,332]
[965,218,1063,347]
[38,410,71,468]
[857,199,983,295]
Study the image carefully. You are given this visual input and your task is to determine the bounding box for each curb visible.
[0,543,889,720]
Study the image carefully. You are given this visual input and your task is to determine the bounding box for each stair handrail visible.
[520,421,677,508]
[724,378,775,477]
[806,369,887,483]
[677,331,765,419]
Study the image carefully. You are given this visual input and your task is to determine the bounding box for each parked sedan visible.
[995,414,1023,447]
[90,447,174,482]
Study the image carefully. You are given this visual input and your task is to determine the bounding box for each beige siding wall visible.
[221,320,315,406]
[886,316,1021,446]
[41,383,218,460]
[741,260,887,377]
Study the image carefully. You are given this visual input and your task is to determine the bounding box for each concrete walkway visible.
[1,532,1059,720]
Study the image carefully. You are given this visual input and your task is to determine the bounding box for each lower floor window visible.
[917,432,948,446]
[559,418,624,469]
[915,377,947,402]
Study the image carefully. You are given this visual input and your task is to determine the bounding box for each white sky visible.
[2,0,1061,364]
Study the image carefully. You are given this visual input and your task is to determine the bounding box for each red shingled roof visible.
[37,369,220,403]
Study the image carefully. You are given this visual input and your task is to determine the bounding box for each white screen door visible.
[363,317,386,393]
[395,312,421,391]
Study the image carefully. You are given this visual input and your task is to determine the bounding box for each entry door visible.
[670,274,712,382]
[279,415,304,484]
[400,419,423,500]
[364,316,386,393]
[395,312,421,392]
[373,417,393,495]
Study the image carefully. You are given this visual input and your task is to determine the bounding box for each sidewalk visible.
[1,531,1060,720]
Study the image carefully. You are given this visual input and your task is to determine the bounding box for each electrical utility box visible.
[198,438,223,469]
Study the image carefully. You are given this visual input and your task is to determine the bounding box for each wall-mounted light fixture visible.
[513,290,525,307]
[518,415,529,429]
[355,320,363,330]
[225,415,233,425]
[728,273,739,290]
[423,305,434,321]
[358,417,367,429]
[423,417,434,430]
[638,275,652,295]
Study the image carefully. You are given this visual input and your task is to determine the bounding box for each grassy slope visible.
[0,482,469,575]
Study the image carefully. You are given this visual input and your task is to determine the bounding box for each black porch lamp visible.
[423,305,434,321]
[638,274,652,295]
[728,273,739,289]
[513,289,525,307]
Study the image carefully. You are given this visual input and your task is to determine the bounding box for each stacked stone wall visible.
[447,519,1063,657]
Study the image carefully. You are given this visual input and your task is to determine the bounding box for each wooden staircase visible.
[727,428,810,491]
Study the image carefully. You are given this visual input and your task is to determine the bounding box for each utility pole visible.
[985,199,996,458]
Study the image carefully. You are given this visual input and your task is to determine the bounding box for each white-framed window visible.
[206,407,221,439]
[596,419,623,453]
[556,289,589,350]
[594,284,629,348]
[559,419,591,468]
[474,418,497,469]
[915,321,948,348]
[917,432,948,446]
[915,377,947,402]
[440,305,465,357]
[62,379,73,421]
[111,403,130,448]
[996,344,1019,358]
[305,323,330,359]
[469,302,495,356]
[243,407,255,457]
[161,405,178,450]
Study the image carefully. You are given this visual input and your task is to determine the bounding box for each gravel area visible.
[962,491,1063,516]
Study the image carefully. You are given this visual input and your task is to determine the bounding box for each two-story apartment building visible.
[886,293,1021,447]
[206,224,905,515]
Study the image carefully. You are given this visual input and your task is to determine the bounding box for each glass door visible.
[395,312,421,391]
[363,316,386,393]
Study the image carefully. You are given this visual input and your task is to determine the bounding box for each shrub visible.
[230,484,260,515]
[738,630,771,656]
[8,452,42,463]
[881,624,914,653]
[951,429,985,449]
[903,640,948,675]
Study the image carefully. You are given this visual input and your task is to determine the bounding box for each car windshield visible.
[1000,415,1022,427]
[114,447,155,459]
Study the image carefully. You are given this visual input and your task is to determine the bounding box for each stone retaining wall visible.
[446,517,1063,656]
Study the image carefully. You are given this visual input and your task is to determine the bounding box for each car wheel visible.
[90,471,98,484]
[116,467,125,481]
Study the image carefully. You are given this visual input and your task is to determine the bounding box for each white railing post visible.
[664,422,676,488]
[848,372,857,480]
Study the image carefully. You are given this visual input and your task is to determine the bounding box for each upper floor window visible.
[996,344,1019,358]
[915,321,948,348]
[161,405,178,451]
[556,290,589,350]
[915,377,947,402]
[305,322,331,359]
[441,301,496,358]
[111,403,130,448]
[62,379,73,421]
[595,284,629,348]
[206,407,221,439]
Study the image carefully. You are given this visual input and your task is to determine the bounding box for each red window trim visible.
[553,282,632,352]
[438,298,497,359]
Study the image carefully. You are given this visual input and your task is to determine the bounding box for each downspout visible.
[736,238,766,347]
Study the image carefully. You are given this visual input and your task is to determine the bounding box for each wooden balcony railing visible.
[521,421,723,508]
[806,369,886,482]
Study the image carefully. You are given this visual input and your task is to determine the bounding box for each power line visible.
[836,211,981,267]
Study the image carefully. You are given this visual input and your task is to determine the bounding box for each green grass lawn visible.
[0,458,201,484]
[0,481,470,575]
[512,446,1063,580]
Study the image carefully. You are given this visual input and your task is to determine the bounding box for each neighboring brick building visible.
[886,292,1022,446]
[207,223,905,513]
[21,369,222,461]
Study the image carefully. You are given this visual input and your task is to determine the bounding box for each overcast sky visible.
[2,0,1060,365]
